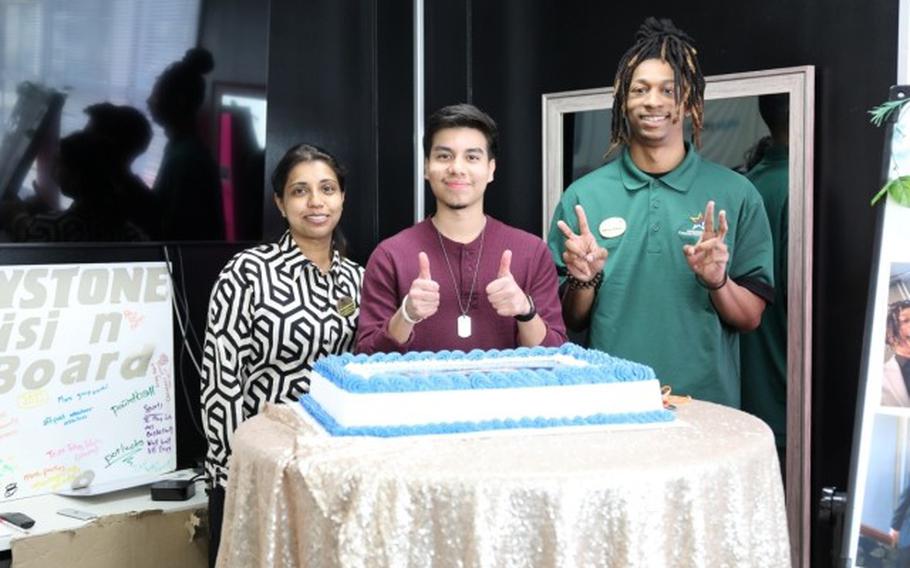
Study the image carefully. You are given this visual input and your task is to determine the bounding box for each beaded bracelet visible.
[696,272,728,291]
[566,271,603,291]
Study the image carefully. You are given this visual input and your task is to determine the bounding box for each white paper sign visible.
[0,262,175,501]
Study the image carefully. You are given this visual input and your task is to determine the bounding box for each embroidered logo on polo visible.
[676,212,705,245]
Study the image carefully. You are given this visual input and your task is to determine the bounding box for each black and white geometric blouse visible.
[201,231,363,488]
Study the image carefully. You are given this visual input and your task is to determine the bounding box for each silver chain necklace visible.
[435,220,486,338]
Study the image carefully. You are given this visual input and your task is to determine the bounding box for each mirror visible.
[0,1,268,244]
[542,66,814,566]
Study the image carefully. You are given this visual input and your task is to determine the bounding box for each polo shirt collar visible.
[278,231,342,279]
[620,142,701,193]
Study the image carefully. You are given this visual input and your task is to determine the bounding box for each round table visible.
[217,400,789,567]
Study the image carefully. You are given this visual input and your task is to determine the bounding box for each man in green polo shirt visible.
[546,17,774,408]
[741,94,789,453]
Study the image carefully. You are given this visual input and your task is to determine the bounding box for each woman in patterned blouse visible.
[201,144,364,566]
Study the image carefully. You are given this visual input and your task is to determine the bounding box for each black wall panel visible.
[198,0,269,89]
[266,1,377,260]
[376,0,416,245]
[266,0,413,264]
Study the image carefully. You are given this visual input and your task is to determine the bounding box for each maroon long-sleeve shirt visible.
[356,216,567,354]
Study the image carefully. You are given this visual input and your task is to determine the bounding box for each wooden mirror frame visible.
[541,66,815,567]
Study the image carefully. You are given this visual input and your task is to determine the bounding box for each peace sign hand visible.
[682,200,729,288]
[556,204,608,282]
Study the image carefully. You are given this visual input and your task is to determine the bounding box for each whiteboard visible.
[0,261,175,502]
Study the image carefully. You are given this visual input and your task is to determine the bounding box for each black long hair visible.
[271,143,349,257]
[609,17,705,156]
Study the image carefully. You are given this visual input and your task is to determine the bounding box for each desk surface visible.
[0,469,206,551]
[219,401,789,568]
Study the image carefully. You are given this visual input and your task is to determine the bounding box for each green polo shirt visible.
[741,144,788,446]
[547,144,774,408]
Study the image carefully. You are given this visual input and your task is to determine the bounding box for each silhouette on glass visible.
[148,47,224,241]
[83,102,161,240]
[3,130,147,241]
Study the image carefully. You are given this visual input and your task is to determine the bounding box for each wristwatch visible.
[514,294,536,322]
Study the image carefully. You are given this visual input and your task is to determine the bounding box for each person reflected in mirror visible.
[890,482,910,564]
[882,299,910,407]
[201,144,363,567]
[83,102,161,240]
[147,47,224,240]
[547,18,774,408]
[3,130,146,241]
[356,104,567,353]
[740,94,790,466]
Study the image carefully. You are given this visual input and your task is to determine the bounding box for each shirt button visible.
[651,201,659,209]
[651,223,660,232]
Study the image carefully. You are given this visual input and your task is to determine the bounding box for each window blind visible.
[0,0,202,189]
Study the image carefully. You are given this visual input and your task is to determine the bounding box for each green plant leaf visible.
[891,176,910,206]
[869,99,910,127]
[872,175,910,207]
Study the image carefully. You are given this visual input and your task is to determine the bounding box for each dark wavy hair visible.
[271,143,349,256]
[609,17,705,156]
[887,299,910,348]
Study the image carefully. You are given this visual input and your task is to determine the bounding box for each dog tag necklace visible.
[436,221,486,338]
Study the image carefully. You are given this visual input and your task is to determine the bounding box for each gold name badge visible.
[336,296,356,317]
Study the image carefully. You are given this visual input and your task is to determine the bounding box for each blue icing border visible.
[314,343,657,394]
[300,395,674,437]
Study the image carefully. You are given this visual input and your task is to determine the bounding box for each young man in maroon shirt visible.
[356,104,566,353]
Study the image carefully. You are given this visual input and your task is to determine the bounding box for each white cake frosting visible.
[300,344,673,436]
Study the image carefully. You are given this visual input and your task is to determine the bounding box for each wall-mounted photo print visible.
[882,264,910,408]
[855,413,910,566]
[843,87,910,567]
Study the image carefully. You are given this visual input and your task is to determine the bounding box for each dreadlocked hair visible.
[607,17,706,157]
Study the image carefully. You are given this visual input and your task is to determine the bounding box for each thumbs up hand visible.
[404,252,440,323]
[486,250,532,318]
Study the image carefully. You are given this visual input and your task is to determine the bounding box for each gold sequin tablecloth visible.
[216,400,789,567]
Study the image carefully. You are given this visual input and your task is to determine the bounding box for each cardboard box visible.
[10,508,208,568]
